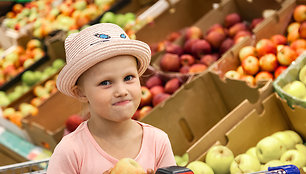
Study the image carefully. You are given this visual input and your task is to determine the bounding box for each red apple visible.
[236,66,245,75]
[191,39,212,58]
[205,31,226,49]
[224,70,240,80]
[259,54,278,72]
[132,110,140,120]
[220,38,234,54]
[255,71,273,84]
[299,21,306,39]
[166,32,181,42]
[250,18,264,30]
[180,66,190,74]
[165,43,184,55]
[12,4,23,13]
[290,39,306,51]
[224,13,241,28]
[140,86,152,107]
[183,39,199,54]
[277,46,297,66]
[207,24,224,34]
[145,75,163,89]
[66,114,84,132]
[255,39,277,57]
[270,34,287,45]
[242,56,259,75]
[200,54,218,66]
[287,28,299,43]
[149,86,165,97]
[185,26,203,40]
[229,23,248,37]
[293,5,306,22]
[241,75,255,86]
[189,64,207,73]
[180,54,195,66]
[160,53,181,72]
[274,66,287,79]
[239,46,257,62]
[234,30,252,42]
[164,78,181,94]
[139,106,152,120]
[152,93,171,106]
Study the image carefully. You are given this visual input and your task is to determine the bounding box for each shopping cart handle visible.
[156,166,193,174]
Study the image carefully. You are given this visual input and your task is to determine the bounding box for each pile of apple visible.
[224,5,306,86]
[157,13,264,75]
[132,73,188,120]
[3,0,115,38]
[177,130,306,174]
[2,103,38,127]
[0,58,64,107]
[0,39,45,87]
[282,63,306,102]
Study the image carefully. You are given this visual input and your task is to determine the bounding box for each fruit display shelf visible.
[273,52,306,108]
[185,90,306,172]
[210,0,305,88]
[148,0,287,76]
[141,70,266,155]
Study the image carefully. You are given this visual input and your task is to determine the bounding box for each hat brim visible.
[56,39,151,98]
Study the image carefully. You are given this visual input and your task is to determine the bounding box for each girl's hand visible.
[147,169,154,174]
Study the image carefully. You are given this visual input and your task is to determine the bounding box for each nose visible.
[114,82,128,97]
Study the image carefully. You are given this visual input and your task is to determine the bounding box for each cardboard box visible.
[149,0,288,76]
[186,90,306,167]
[209,0,297,78]
[22,91,83,151]
[141,70,273,155]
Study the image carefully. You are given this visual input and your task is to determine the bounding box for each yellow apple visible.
[110,158,145,174]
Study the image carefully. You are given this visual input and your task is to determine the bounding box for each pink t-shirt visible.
[47,121,176,174]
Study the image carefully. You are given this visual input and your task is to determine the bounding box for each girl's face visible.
[76,55,141,122]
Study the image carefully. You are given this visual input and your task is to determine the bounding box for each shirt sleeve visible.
[156,133,177,169]
[47,137,79,174]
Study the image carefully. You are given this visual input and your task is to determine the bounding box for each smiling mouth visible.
[113,100,131,106]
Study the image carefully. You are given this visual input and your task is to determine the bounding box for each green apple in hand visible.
[272,131,295,150]
[205,145,234,174]
[187,161,214,174]
[230,154,261,173]
[256,136,286,163]
[295,144,306,157]
[280,149,306,168]
[299,64,306,85]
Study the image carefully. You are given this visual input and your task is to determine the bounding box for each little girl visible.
[47,23,176,174]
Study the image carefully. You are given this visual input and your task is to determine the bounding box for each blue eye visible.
[100,80,111,86]
[124,75,134,81]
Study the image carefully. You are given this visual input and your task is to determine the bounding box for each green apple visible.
[246,147,258,159]
[74,0,87,11]
[261,160,285,171]
[100,11,115,23]
[284,130,303,145]
[52,59,65,70]
[280,149,306,168]
[205,145,234,174]
[3,107,15,118]
[295,144,306,157]
[186,161,214,174]
[115,14,127,28]
[174,153,189,167]
[283,80,306,99]
[5,52,18,63]
[230,154,261,173]
[0,95,10,107]
[8,91,21,102]
[299,64,306,85]
[34,71,42,82]
[256,136,286,163]
[272,131,295,150]
[23,59,35,68]
[22,71,37,86]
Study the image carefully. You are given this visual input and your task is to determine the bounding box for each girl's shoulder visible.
[136,121,169,140]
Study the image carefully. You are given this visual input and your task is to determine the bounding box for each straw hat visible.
[56,23,151,98]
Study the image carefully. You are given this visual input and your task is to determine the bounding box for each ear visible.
[71,85,88,103]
